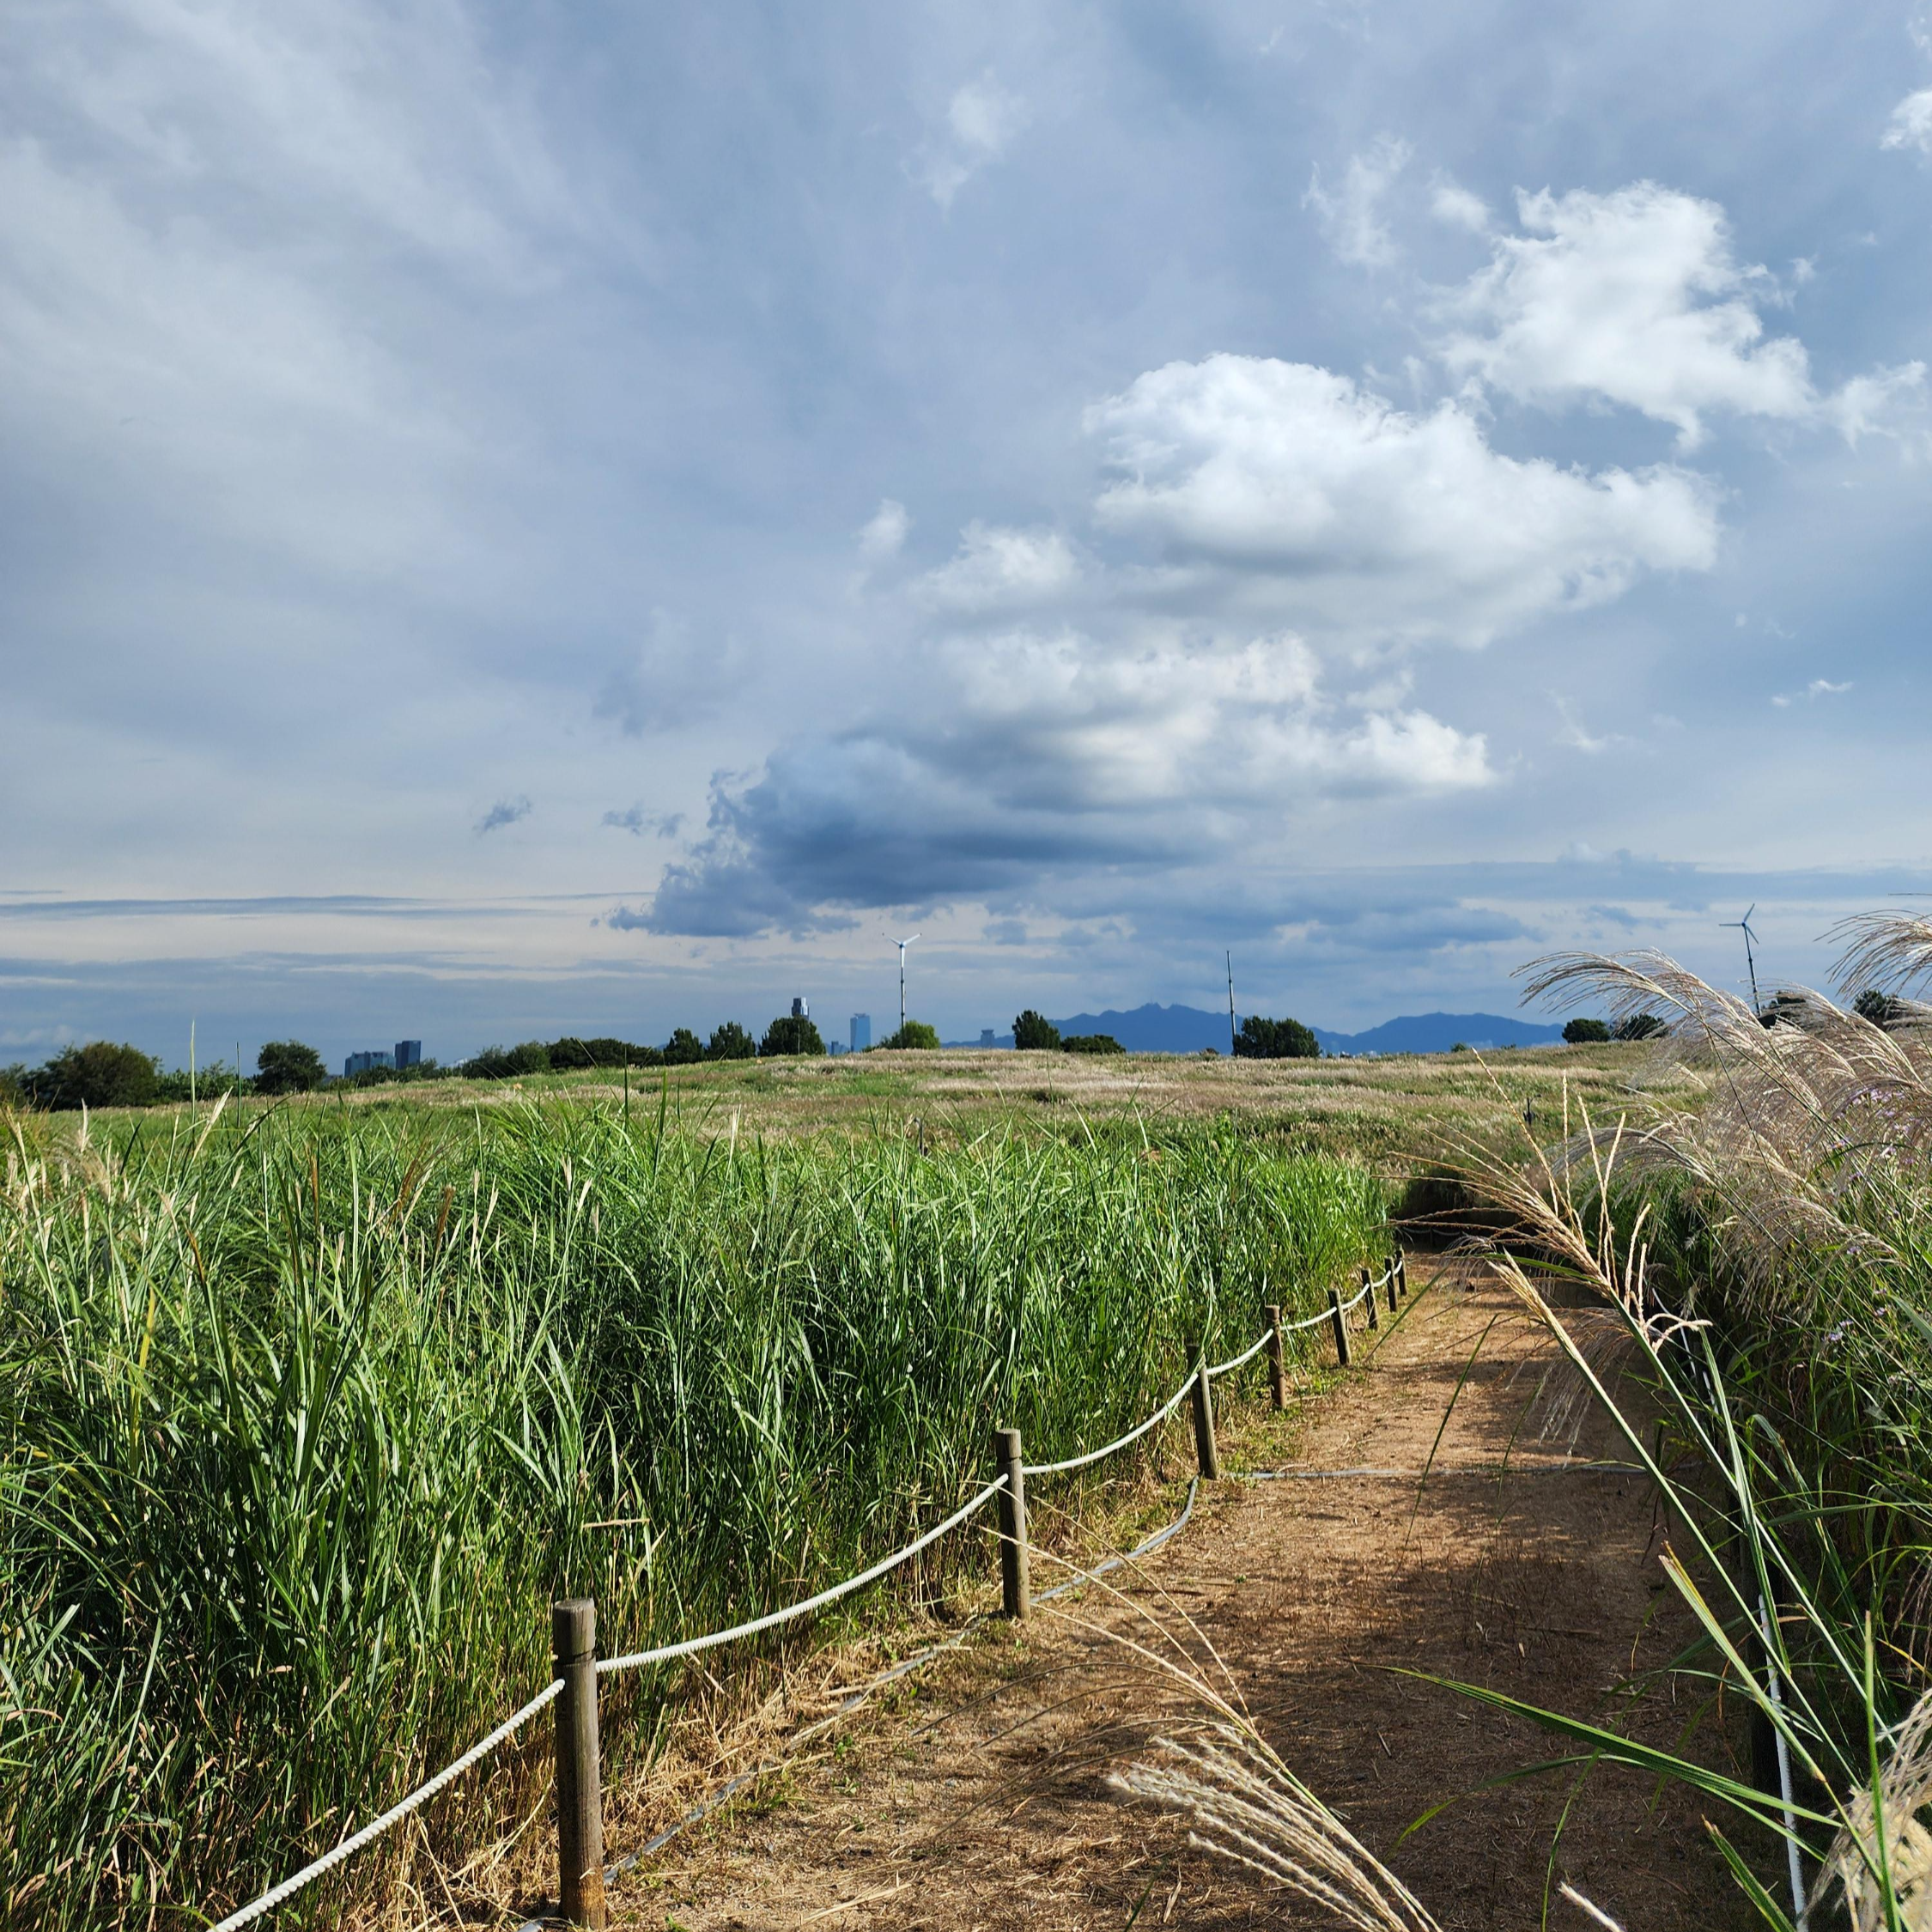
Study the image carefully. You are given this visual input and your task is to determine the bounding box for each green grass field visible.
[3,1088,1389,1929]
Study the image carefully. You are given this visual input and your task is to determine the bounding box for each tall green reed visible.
[1,1100,1382,1929]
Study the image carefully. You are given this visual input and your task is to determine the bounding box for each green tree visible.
[663,1027,706,1065]
[759,1014,825,1057]
[29,1042,161,1109]
[1612,1013,1668,1041]
[1855,989,1908,1029]
[1233,1015,1320,1060]
[1562,1018,1611,1044]
[881,1020,939,1050]
[255,1041,326,1094]
[1060,1033,1123,1054]
[1013,1009,1060,1050]
[706,1021,756,1060]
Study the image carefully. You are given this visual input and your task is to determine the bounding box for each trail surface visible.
[609,1264,1754,1930]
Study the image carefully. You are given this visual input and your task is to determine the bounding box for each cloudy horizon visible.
[7,2,1932,1069]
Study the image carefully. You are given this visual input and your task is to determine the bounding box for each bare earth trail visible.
[605,1265,1756,1931]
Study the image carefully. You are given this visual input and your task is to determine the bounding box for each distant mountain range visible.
[947,1002,1565,1056]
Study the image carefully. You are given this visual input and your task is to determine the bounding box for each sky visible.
[6,0,1932,1069]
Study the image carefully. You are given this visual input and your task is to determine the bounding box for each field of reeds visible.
[0,1097,1386,1930]
[1457,910,1932,1929]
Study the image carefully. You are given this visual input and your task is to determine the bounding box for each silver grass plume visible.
[1814,1687,1932,1931]
[1109,1725,1439,1931]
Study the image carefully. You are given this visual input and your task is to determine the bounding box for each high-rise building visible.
[344,1048,396,1077]
[394,1039,422,1068]
[850,1012,872,1053]
[792,995,809,1019]
[980,1029,996,1048]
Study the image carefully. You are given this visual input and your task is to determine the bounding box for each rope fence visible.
[204,1251,1406,1932]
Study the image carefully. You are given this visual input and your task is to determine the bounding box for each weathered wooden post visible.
[1328,1286,1352,1367]
[1386,1264,1398,1314]
[1396,1253,1409,1298]
[1265,1303,1286,1410]
[1361,1265,1378,1331]
[551,1599,607,1929]
[1186,1335,1221,1479]
[993,1426,1030,1619]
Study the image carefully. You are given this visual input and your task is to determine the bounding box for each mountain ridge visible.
[946,1001,1565,1055]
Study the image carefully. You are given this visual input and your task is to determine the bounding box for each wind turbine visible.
[891,933,920,1033]
[1724,905,1763,1014]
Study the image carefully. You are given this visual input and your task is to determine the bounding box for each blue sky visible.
[6,0,1932,1066]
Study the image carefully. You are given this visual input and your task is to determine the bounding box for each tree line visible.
[0,1012,964,1109]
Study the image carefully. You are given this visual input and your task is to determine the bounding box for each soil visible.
[595,1261,1763,1931]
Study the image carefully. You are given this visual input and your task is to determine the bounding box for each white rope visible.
[1206,1330,1270,1378]
[209,1676,563,1932]
[598,1478,1005,1676]
[1021,1372,1195,1477]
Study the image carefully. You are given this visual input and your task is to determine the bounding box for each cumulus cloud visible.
[1430,179,1491,232]
[857,498,911,563]
[635,629,1492,933]
[1303,136,1413,267]
[1086,354,1717,644]
[476,795,532,835]
[916,522,1081,611]
[1882,89,1932,153]
[915,73,1027,207]
[1437,184,1923,447]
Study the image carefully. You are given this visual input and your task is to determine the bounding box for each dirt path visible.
[605,1265,1756,1930]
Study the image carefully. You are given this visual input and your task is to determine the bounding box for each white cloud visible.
[1431,180,1491,233]
[1303,136,1412,268]
[915,73,1027,208]
[1882,88,1932,154]
[918,522,1080,611]
[1552,695,1625,754]
[857,497,911,562]
[1770,677,1852,708]
[1437,183,1923,448]
[1085,354,1717,646]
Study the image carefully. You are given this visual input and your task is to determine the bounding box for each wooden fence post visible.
[1328,1286,1352,1367]
[1186,1336,1221,1479]
[1396,1254,1408,1298]
[1265,1303,1286,1410]
[551,1598,607,1930]
[1361,1266,1378,1331]
[993,1426,1030,1619]
[1386,1265,1398,1314]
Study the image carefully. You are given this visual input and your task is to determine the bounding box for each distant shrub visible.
[27,1042,161,1110]
[663,1028,706,1065]
[881,1021,940,1050]
[548,1036,659,1071]
[460,1042,550,1078]
[706,1022,756,1061]
[256,1041,327,1094]
[1855,989,1910,1029]
[1562,1018,1611,1044]
[1013,1010,1060,1051]
[1233,1016,1320,1060]
[759,1014,825,1057]
[1061,1033,1123,1055]
[1612,1013,1668,1042]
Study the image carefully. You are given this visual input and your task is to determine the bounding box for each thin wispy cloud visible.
[1303,136,1413,268]
[476,797,532,835]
